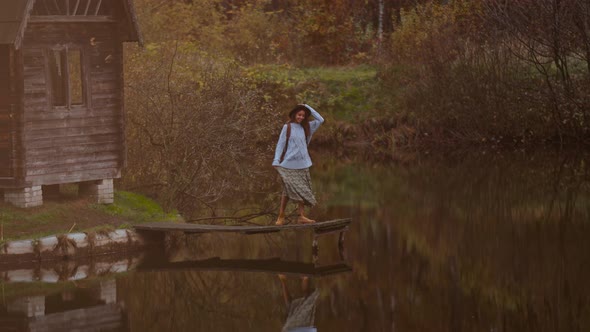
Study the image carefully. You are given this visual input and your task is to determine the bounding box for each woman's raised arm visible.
[305,104,324,135]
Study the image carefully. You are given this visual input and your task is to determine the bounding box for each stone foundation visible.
[79,179,114,204]
[4,186,43,208]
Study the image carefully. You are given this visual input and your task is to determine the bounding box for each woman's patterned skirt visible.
[276,167,317,206]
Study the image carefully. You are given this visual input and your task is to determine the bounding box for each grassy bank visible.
[252,63,590,150]
[247,64,389,148]
[248,64,379,121]
[0,190,180,242]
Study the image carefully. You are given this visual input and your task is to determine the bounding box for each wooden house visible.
[0,0,142,207]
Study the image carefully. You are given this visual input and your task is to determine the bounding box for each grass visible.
[297,65,379,121]
[93,191,180,224]
[300,65,377,82]
[0,190,181,242]
[247,64,380,122]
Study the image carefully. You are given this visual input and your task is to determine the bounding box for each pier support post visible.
[312,237,319,265]
[338,231,346,261]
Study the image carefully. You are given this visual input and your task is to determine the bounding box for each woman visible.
[272,104,324,225]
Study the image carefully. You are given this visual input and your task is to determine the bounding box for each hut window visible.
[69,50,84,105]
[49,50,67,106]
[33,0,112,16]
[49,49,85,108]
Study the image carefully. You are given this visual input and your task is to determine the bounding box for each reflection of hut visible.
[1,279,124,330]
[0,0,141,207]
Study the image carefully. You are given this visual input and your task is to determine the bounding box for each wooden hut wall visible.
[0,45,13,178]
[0,45,23,184]
[21,23,123,185]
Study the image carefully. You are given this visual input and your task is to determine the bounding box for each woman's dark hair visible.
[288,107,311,140]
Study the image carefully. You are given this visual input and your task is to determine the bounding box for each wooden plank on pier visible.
[137,257,352,277]
[134,218,352,235]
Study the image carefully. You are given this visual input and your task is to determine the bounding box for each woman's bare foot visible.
[297,216,315,224]
[275,215,285,225]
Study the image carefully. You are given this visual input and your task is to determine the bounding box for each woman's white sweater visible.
[272,104,324,169]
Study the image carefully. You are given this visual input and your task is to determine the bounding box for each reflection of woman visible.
[278,274,320,332]
[272,104,324,225]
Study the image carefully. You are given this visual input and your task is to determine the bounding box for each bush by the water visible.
[379,0,590,145]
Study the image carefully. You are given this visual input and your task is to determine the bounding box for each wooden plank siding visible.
[0,45,23,183]
[0,45,12,177]
[19,21,124,186]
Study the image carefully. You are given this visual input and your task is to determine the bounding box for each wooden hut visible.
[0,0,141,207]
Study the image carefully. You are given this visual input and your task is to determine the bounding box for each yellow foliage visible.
[391,0,482,64]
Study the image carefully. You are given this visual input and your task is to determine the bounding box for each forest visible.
[123,0,590,213]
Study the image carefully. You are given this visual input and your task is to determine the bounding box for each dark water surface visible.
[2,149,590,331]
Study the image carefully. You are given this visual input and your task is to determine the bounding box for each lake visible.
[2,148,590,331]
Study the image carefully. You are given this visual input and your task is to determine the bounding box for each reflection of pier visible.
[0,279,125,331]
[137,257,352,278]
[0,220,353,331]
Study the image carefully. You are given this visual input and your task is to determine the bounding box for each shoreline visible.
[0,229,151,265]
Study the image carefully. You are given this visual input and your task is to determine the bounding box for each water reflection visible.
[0,229,352,331]
[0,253,140,331]
[0,278,125,331]
[278,274,319,332]
[3,150,590,331]
[119,229,352,332]
[312,149,590,331]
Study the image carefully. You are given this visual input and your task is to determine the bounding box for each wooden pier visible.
[134,218,351,235]
[134,218,352,264]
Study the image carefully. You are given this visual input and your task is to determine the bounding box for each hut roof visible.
[0,0,34,47]
[0,0,142,49]
[122,0,143,45]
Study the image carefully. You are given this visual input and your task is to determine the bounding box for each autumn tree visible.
[484,0,590,141]
[124,42,279,213]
